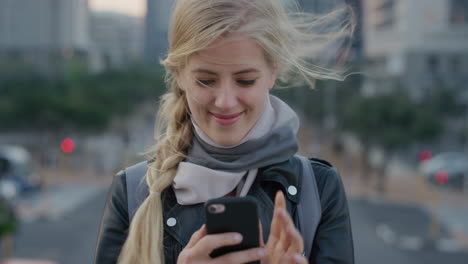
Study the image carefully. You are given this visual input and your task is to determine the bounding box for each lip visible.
[211,112,244,126]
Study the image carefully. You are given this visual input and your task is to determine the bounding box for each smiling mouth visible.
[211,112,244,126]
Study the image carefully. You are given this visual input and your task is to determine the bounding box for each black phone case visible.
[205,196,260,264]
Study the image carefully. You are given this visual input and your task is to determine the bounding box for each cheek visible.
[186,88,212,115]
[243,86,269,109]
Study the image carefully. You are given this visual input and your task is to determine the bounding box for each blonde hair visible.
[117,0,354,263]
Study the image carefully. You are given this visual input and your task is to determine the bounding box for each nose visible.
[214,83,238,110]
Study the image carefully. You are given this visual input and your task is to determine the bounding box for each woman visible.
[95,0,354,263]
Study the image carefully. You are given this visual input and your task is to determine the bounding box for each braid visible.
[117,87,193,264]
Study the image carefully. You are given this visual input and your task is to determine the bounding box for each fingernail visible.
[257,248,266,258]
[293,254,302,262]
[234,233,243,242]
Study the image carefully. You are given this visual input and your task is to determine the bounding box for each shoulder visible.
[109,169,129,211]
[309,158,341,187]
[94,170,130,263]
[112,169,128,200]
[115,169,127,183]
[307,158,347,206]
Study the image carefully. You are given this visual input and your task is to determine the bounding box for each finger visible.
[271,216,295,263]
[269,191,286,240]
[293,253,308,264]
[276,209,304,254]
[215,247,266,264]
[277,211,292,251]
[269,210,290,261]
[286,224,304,255]
[276,253,308,264]
[186,224,206,248]
[275,208,303,254]
[277,205,294,228]
[279,210,304,253]
[266,192,288,258]
[194,232,243,255]
[259,220,265,247]
[275,191,287,212]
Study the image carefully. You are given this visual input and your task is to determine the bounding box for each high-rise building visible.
[89,11,144,71]
[362,0,468,100]
[142,0,362,65]
[144,0,172,65]
[0,0,90,73]
[298,0,344,13]
[297,0,364,62]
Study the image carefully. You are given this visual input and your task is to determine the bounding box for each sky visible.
[89,0,146,17]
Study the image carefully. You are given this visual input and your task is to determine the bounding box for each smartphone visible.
[205,196,260,263]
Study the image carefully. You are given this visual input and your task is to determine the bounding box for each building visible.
[89,11,144,71]
[144,0,172,65]
[298,0,344,13]
[0,0,90,74]
[297,0,364,63]
[143,0,363,65]
[362,0,468,100]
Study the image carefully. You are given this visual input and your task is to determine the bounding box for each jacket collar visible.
[162,156,303,247]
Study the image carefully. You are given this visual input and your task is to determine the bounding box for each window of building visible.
[375,0,396,30]
[427,54,439,74]
[450,0,468,24]
[450,55,461,73]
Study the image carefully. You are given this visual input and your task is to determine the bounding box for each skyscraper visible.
[89,11,144,71]
[0,0,89,73]
[297,0,363,61]
[144,0,172,65]
[362,0,468,99]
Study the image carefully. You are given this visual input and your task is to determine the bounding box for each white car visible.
[419,152,468,190]
[0,145,42,198]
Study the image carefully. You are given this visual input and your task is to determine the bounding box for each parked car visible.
[0,146,50,263]
[419,152,467,190]
[0,145,42,197]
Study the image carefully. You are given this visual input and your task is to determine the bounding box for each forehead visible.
[187,35,269,71]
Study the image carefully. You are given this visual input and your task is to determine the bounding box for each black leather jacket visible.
[94,157,354,264]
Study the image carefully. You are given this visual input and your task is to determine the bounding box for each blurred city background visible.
[0,0,467,263]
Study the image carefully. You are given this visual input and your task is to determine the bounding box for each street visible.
[12,188,107,264]
[350,199,468,264]
[9,185,468,264]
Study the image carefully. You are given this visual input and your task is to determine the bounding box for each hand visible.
[261,191,308,264]
[177,224,266,264]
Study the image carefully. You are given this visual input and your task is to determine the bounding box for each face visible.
[178,35,277,146]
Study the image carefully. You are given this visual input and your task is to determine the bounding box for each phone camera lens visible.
[208,205,217,213]
[207,204,225,214]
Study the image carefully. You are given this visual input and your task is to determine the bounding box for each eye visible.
[196,79,215,86]
[237,80,256,86]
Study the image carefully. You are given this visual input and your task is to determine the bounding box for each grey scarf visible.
[172,95,299,204]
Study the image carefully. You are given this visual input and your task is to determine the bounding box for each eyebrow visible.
[191,68,260,75]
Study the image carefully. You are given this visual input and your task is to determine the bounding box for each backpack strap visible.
[295,155,322,259]
[125,161,149,221]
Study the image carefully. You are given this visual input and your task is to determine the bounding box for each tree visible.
[341,90,443,194]
[0,65,166,132]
